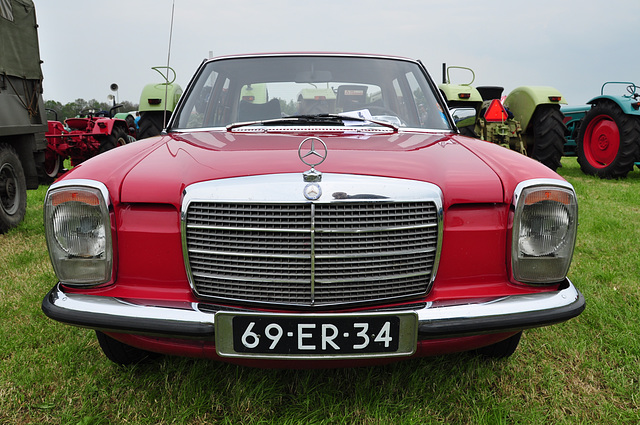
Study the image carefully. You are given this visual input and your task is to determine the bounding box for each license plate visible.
[215,312,417,359]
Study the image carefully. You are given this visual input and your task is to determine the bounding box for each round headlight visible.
[51,197,106,258]
[519,200,570,256]
[512,182,578,284]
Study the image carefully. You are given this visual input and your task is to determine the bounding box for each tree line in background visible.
[44,99,139,122]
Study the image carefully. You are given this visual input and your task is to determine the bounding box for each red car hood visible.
[63,129,561,208]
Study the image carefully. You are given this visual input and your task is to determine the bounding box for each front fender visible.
[91,118,127,136]
[438,83,483,109]
[505,86,567,130]
[588,95,640,116]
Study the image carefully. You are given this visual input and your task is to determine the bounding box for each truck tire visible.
[530,106,565,171]
[0,144,27,233]
[137,112,165,140]
[576,102,640,179]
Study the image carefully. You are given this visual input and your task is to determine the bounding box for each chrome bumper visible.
[42,279,585,340]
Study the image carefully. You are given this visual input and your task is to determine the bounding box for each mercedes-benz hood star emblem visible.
[298,137,327,183]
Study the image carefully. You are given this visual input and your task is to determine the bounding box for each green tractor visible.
[439,65,567,171]
[562,82,640,179]
[137,66,183,139]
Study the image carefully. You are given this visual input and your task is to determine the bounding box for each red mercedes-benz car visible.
[42,53,584,367]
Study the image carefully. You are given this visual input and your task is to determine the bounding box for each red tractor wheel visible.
[42,147,62,184]
[577,102,640,178]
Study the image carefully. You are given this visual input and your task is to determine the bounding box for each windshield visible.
[171,55,453,131]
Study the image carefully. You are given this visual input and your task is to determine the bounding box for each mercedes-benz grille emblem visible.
[303,183,322,200]
[298,137,327,168]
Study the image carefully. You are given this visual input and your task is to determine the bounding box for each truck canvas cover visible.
[0,0,42,79]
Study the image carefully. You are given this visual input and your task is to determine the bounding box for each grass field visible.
[1,157,639,424]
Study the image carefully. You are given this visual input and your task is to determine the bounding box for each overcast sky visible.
[35,0,640,108]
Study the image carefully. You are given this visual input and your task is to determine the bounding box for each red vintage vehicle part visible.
[41,53,584,368]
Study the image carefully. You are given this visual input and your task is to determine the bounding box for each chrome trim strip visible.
[43,279,584,344]
[310,203,316,305]
[169,127,452,135]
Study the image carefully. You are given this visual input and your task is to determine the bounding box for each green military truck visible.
[0,0,47,233]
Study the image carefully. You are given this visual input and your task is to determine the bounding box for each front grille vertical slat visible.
[185,196,440,307]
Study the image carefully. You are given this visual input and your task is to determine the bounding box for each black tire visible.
[95,331,156,365]
[97,125,128,154]
[529,106,566,171]
[0,144,27,234]
[137,111,166,140]
[475,331,522,359]
[576,102,640,179]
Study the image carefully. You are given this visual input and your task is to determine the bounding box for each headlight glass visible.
[512,182,577,284]
[52,197,105,257]
[44,182,112,286]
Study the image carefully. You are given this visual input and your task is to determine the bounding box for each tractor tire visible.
[529,106,565,171]
[137,112,166,140]
[98,126,129,154]
[576,102,640,179]
[95,331,156,365]
[0,144,27,234]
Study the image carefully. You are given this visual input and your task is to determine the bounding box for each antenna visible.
[163,0,176,129]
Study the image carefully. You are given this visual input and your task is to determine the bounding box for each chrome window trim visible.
[168,126,454,135]
[168,53,453,132]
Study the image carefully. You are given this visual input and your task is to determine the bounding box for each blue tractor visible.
[562,82,640,179]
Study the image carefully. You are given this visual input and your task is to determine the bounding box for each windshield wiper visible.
[226,113,398,131]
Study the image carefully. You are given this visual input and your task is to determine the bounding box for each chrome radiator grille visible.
[184,197,440,307]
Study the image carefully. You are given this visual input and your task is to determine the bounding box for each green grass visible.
[1,157,639,424]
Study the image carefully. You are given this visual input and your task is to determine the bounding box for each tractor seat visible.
[476,86,504,101]
[238,99,281,122]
